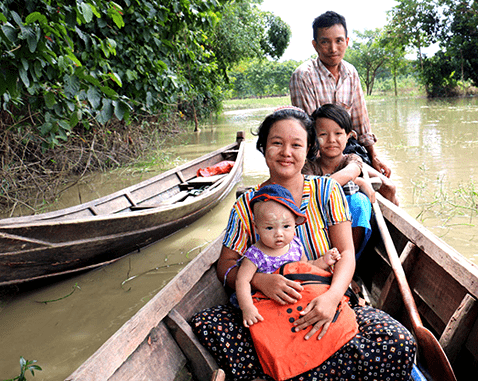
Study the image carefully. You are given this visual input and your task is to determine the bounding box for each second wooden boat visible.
[0,131,245,286]
[66,194,478,381]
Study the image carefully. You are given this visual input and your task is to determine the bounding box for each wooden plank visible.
[187,174,227,185]
[440,293,478,364]
[130,191,189,210]
[66,233,224,381]
[379,196,478,300]
[109,322,187,381]
[165,309,219,381]
[177,170,186,183]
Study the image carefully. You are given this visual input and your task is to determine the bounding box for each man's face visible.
[312,24,349,70]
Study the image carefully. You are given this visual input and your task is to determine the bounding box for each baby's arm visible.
[309,248,341,270]
[236,257,264,327]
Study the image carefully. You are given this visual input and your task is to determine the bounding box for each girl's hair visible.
[311,104,353,134]
[253,106,318,160]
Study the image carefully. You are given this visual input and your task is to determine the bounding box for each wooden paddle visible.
[363,169,457,381]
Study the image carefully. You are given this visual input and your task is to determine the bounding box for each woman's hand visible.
[252,272,304,305]
[293,291,341,340]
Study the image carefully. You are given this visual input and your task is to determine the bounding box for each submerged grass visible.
[413,176,478,227]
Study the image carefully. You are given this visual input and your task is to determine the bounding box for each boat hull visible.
[66,194,478,380]
[0,133,244,285]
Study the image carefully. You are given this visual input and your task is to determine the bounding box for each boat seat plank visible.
[93,195,135,215]
[411,253,466,335]
[439,293,478,363]
[130,191,190,210]
[180,174,227,189]
[177,170,186,183]
[378,241,417,315]
[165,308,219,381]
[108,321,188,381]
[189,174,227,183]
[0,232,52,251]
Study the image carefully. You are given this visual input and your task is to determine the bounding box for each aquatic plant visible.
[4,357,42,381]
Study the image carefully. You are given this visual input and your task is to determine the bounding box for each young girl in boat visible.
[235,183,340,327]
[303,103,377,258]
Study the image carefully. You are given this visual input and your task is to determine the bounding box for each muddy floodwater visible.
[1,97,478,380]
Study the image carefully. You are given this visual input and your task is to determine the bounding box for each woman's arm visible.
[217,245,241,288]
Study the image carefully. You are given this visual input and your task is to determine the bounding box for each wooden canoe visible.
[66,194,478,381]
[0,131,245,286]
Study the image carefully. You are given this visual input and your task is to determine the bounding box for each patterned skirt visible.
[191,304,416,381]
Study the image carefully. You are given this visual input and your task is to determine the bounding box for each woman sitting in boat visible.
[191,106,416,381]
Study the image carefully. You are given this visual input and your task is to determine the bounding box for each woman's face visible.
[265,118,308,180]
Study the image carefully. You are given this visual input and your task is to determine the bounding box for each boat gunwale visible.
[378,196,478,300]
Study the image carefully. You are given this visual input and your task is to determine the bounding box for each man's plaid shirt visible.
[290,58,377,147]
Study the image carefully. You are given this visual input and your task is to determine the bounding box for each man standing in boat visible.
[290,11,391,178]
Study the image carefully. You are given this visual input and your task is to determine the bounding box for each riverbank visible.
[1,114,191,218]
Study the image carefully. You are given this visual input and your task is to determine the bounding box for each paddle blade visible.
[416,326,457,381]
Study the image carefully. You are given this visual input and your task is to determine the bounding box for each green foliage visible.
[387,0,478,97]
[346,29,389,96]
[438,0,478,87]
[259,11,291,60]
[387,0,439,64]
[0,1,293,148]
[228,59,298,98]
[0,0,225,148]
[421,51,459,97]
[4,357,42,381]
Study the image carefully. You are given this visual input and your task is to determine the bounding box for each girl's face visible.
[315,117,351,159]
[254,201,296,253]
[264,118,309,180]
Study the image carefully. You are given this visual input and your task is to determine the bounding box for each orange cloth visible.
[197,160,234,177]
[249,262,359,381]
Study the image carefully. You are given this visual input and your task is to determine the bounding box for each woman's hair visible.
[253,106,318,160]
[312,11,348,41]
[311,103,353,134]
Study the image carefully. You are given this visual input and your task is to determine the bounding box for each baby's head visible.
[250,184,306,249]
[250,184,307,226]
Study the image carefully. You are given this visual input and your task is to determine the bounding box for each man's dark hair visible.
[312,11,348,41]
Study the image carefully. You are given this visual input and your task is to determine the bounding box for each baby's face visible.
[254,201,296,251]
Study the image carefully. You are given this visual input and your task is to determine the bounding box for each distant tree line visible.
[228,0,478,100]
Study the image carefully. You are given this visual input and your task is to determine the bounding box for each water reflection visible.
[368,97,478,262]
[1,97,478,380]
